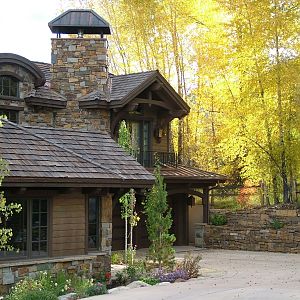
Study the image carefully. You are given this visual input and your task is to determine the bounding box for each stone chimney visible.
[51,38,108,97]
[49,9,111,97]
[47,9,111,131]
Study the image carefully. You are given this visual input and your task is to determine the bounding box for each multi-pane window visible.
[88,197,100,250]
[129,121,151,167]
[0,76,19,97]
[0,109,19,123]
[32,199,48,257]
[0,198,48,259]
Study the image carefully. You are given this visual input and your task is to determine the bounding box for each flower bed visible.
[4,270,108,300]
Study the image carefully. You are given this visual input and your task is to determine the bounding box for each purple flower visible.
[154,269,189,283]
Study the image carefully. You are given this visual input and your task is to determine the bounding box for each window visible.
[0,76,19,97]
[129,121,151,167]
[0,109,19,123]
[0,198,48,259]
[88,197,100,250]
[31,199,48,257]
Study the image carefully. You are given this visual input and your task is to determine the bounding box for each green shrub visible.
[270,219,284,230]
[85,282,107,296]
[140,276,160,285]
[177,252,201,278]
[5,271,95,300]
[5,289,57,300]
[111,251,124,264]
[210,214,227,226]
[115,270,130,286]
[115,260,147,286]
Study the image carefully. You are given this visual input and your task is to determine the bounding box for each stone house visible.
[0,9,225,292]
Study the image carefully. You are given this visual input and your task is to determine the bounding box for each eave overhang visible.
[25,97,67,109]
[2,177,154,188]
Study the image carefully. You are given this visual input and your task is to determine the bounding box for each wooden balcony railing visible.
[130,150,178,168]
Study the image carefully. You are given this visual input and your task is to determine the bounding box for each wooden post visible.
[203,187,209,223]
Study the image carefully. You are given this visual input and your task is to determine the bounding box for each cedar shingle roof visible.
[159,165,227,183]
[28,125,154,180]
[109,71,156,103]
[33,62,51,83]
[0,120,154,187]
[78,90,107,103]
[24,86,67,108]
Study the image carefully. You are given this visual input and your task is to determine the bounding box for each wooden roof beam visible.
[133,97,172,111]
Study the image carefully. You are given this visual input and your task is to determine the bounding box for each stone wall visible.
[21,106,110,133]
[0,254,110,295]
[204,207,300,253]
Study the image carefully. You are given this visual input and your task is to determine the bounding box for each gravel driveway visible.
[87,248,300,300]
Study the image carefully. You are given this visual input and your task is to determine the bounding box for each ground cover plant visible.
[270,218,284,230]
[210,213,228,226]
[4,270,108,300]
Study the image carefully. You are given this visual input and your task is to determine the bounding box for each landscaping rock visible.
[127,280,151,289]
[158,282,171,286]
[58,293,77,300]
[174,278,187,283]
[108,286,129,294]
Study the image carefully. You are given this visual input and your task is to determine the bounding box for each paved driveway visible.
[88,248,300,300]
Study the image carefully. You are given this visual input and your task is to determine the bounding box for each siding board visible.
[52,191,86,256]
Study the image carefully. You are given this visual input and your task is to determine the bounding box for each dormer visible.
[0,53,46,122]
[0,53,46,99]
[79,69,190,167]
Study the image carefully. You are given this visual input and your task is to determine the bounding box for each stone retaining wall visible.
[204,207,300,253]
[0,254,110,295]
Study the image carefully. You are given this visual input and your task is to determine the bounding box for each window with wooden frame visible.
[128,120,151,167]
[0,198,48,259]
[0,76,19,97]
[87,196,100,251]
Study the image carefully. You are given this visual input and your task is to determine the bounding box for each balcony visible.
[131,150,179,168]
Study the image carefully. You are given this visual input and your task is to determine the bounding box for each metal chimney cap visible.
[48,9,111,35]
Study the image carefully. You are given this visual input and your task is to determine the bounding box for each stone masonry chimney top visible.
[48,9,111,37]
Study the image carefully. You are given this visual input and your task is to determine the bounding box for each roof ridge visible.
[1,119,125,180]
[112,70,158,77]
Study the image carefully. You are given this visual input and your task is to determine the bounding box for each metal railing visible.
[130,150,178,168]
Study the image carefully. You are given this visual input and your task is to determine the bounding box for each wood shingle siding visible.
[51,192,86,256]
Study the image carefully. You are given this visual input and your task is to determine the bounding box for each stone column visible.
[100,193,113,253]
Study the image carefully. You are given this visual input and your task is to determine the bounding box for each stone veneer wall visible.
[21,106,110,132]
[204,208,300,253]
[22,38,111,132]
[0,254,110,295]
